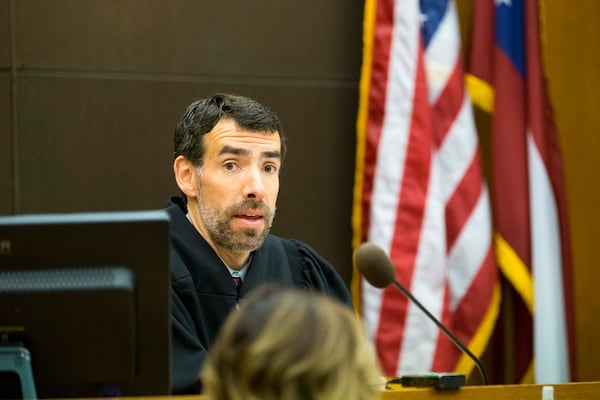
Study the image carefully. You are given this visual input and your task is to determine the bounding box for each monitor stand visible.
[0,346,37,399]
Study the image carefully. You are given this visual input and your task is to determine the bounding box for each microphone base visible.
[388,373,466,390]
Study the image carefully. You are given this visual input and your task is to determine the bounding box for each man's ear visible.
[173,156,199,198]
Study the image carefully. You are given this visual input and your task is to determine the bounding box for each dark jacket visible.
[166,197,353,394]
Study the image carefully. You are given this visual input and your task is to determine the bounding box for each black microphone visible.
[354,242,489,385]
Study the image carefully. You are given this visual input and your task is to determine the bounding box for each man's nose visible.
[243,168,266,200]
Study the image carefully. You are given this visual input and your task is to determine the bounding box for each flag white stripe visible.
[529,133,569,383]
[362,0,421,347]
[361,281,383,343]
[367,1,420,251]
[448,187,492,309]
[395,0,447,374]
[398,154,446,373]
[424,1,459,103]
[437,95,478,201]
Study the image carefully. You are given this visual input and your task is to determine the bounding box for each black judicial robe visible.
[165,197,353,394]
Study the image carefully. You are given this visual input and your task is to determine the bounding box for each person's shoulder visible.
[262,235,336,276]
[263,235,314,251]
[259,236,352,306]
[261,235,322,260]
[163,197,197,239]
[164,196,187,216]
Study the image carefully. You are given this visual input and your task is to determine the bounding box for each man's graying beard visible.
[197,194,276,252]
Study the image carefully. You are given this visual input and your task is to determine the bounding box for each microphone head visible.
[353,242,396,288]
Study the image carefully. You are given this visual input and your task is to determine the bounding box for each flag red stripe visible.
[468,1,495,83]
[445,152,484,251]
[431,247,496,371]
[376,36,432,375]
[432,59,465,147]
[361,0,395,243]
[493,38,534,384]
[431,284,457,371]
[453,248,497,335]
[492,47,531,266]
[427,9,497,374]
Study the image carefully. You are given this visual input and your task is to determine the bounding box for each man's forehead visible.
[217,144,281,159]
[205,120,280,151]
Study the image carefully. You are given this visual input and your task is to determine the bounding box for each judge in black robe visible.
[167,196,353,394]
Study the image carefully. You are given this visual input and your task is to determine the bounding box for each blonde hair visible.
[202,285,382,400]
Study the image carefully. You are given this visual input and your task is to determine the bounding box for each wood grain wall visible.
[0,0,363,286]
[542,0,600,384]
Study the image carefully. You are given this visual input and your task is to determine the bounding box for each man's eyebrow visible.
[218,145,249,157]
[218,146,281,159]
[262,150,281,159]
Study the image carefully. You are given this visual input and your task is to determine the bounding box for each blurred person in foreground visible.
[202,285,383,400]
[167,93,353,393]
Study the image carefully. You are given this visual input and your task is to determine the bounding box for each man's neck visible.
[214,248,251,271]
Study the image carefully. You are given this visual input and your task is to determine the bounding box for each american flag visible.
[352,0,499,378]
[467,0,575,383]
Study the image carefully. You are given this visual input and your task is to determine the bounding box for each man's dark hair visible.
[174,93,286,167]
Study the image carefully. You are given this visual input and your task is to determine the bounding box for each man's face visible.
[193,118,281,252]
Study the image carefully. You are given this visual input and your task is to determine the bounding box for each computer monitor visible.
[0,210,171,398]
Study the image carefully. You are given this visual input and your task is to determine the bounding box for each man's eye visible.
[224,162,236,171]
[264,164,278,174]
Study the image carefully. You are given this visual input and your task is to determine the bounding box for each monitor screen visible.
[0,210,171,398]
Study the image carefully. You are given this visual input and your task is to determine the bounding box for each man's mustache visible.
[228,200,271,215]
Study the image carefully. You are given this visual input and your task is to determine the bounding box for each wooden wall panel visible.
[16,76,177,213]
[265,86,359,284]
[0,76,11,215]
[14,1,361,80]
[10,0,363,283]
[0,0,11,214]
[543,0,600,383]
[0,0,9,68]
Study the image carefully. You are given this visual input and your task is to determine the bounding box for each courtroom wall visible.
[542,0,600,385]
[0,1,363,286]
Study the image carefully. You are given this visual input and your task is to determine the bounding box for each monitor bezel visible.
[0,210,171,397]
